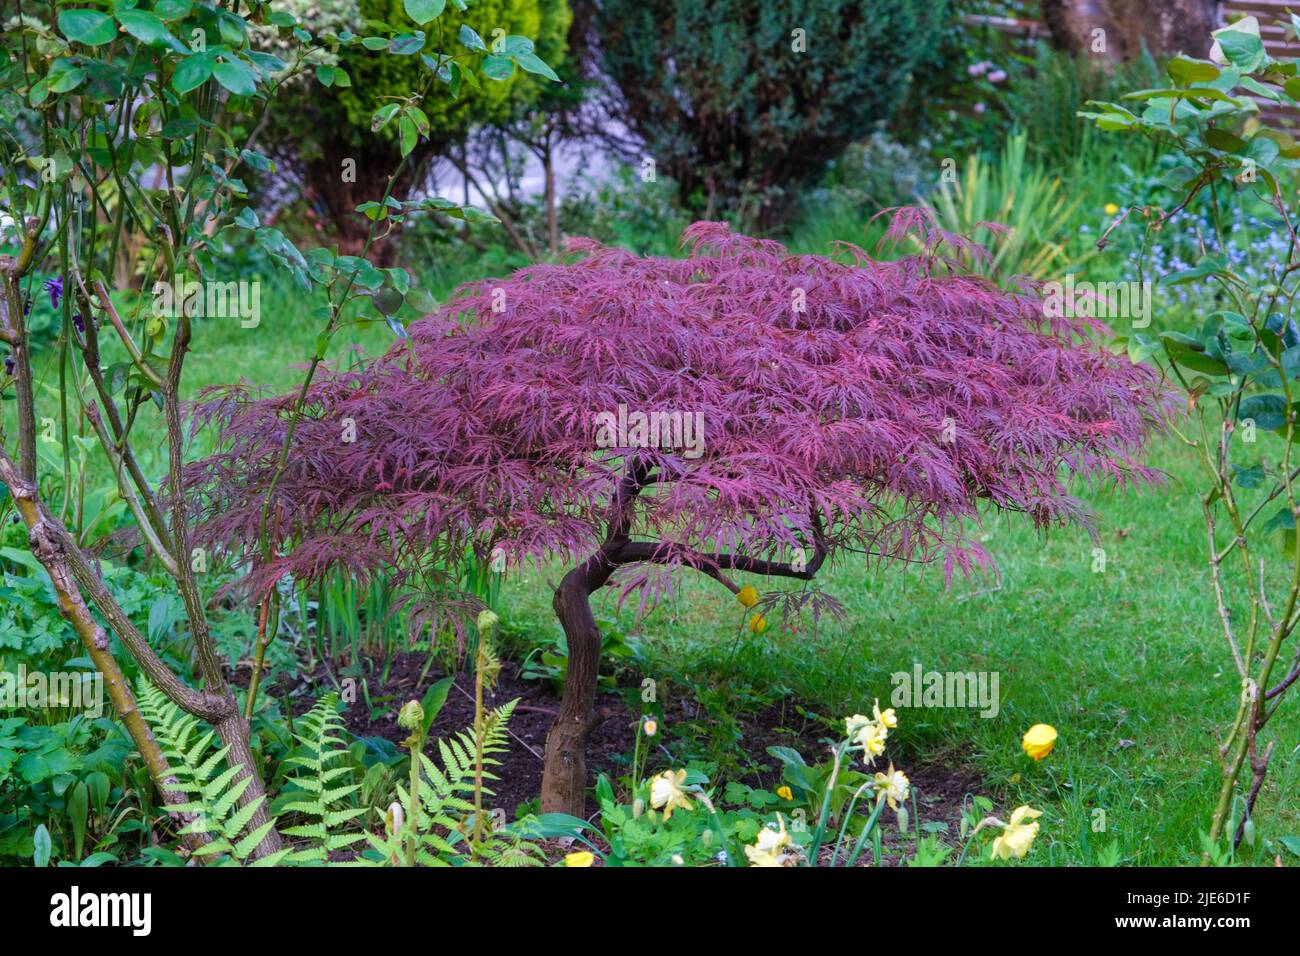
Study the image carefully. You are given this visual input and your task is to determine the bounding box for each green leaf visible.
[32,824,51,867]
[370,102,400,132]
[373,288,405,315]
[172,54,214,94]
[1232,464,1266,489]
[403,0,445,26]
[389,32,426,56]
[481,54,514,81]
[115,10,179,49]
[515,52,558,82]
[154,0,194,21]
[459,24,487,52]
[419,677,454,734]
[1167,54,1220,86]
[501,35,534,56]
[58,10,118,47]
[1239,394,1289,432]
[68,781,89,858]
[1213,27,1267,72]
[1206,128,1247,152]
[398,115,418,156]
[48,68,86,94]
[213,59,258,97]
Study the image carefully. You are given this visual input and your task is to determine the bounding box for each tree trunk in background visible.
[1040,0,1222,61]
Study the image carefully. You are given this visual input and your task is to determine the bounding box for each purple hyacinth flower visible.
[4,353,13,376]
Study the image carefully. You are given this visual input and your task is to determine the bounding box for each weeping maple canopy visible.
[190,210,1164,602]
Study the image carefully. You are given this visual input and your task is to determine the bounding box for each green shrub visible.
[595,0,947,227]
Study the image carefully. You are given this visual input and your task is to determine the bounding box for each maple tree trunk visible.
[540,568,605,816]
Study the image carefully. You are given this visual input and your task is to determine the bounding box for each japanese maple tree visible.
[190,210,1165,815]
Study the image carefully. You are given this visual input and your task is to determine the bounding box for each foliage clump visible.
[193,209,1163,590]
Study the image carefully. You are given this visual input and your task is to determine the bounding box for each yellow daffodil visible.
[857,721,888,764]
[845,714,872,736]
[649,769,694,819]
[642,718,657,737]
[990,805,1042,860]
[873,699,898,730]
[564,850,595,867]
[749,614,768,634]
[744,815,795,867]
[776,785,793,801]
[1103,202,1119,216]
[874,763,910,810]
[1022,723,1058,761]
[736,585,758,608]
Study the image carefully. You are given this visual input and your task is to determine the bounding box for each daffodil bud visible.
[736,585,758,608]
[642,717,657,737]
[386,800,404,838]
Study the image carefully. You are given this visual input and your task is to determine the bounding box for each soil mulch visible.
[255,651,980,864]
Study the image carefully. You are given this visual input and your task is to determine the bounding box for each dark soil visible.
[256,650,980,863]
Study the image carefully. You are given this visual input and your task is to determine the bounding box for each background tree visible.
[1039,0,1222,62]
[262,0,570,262]
[590,0,948,228]
[191,209,1166,816]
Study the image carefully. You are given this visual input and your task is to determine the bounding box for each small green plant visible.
[278,693,368,864]
[924,131,1090,281]
[134,678,287,866]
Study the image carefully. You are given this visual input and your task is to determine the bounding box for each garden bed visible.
[261,651,976,863]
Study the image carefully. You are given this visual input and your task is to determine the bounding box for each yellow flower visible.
[847,723,889,764]
[642,718,657,737]
[649,769,694,819]
[1103,202,1120,216]
[736,585,758,608]
[873,699,898,730]
[564,850,595,867]
[748,614,768,634]
[990,805,1042,860]
[776,785,794,801]
[1022,723,1058,761]
[744,815,795,867]
[874,763,910,810]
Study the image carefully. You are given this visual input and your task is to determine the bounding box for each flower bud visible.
[397,699,425,730]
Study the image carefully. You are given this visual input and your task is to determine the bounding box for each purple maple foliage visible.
[188,210,1165,813]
